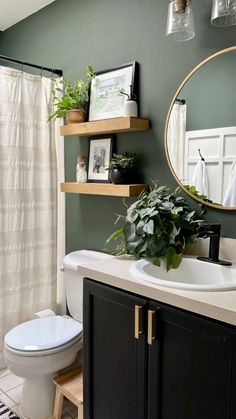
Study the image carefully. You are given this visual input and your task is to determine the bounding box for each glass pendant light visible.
[211,0,236,26]
[166,0,195,41]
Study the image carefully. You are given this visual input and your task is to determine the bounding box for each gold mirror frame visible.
[164,45,236,211]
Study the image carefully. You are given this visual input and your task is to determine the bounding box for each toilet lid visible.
[4,316,82,352]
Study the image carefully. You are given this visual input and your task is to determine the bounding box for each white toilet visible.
[4,250,112,419]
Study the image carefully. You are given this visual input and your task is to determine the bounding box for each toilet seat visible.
[4,315,83,357]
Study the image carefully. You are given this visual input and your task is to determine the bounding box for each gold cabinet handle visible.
[134,305,142,339]
[148,310,155,345]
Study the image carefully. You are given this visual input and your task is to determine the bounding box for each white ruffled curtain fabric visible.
[167,103,187,181]
[0,67,64,368]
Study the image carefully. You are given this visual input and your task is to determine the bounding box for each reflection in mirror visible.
[166,48,236,209]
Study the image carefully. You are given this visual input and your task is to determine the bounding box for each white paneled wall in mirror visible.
[185,127,236,206]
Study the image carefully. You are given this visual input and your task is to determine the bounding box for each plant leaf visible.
[143,219,154,235]
[165,247,182,271]
[159,202,174,212]
[153,257,161,266]
[123,222,136,243]
[106,229,123,244]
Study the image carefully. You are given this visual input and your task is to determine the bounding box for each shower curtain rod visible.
[0,55,63,77]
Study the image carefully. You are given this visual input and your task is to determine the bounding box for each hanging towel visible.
[191,160,209,196]
[223,160,236,207]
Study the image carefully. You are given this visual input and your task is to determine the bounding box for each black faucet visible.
[196,223,231,266]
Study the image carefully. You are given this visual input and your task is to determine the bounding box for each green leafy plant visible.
[106,183,204,271]
[48,65,95,121]
[106,152,136,170]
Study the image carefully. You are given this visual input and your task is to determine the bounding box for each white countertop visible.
[77,255,236,327]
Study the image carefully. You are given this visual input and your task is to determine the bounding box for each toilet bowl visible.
[4,316,83,419]
[3,250,112,419]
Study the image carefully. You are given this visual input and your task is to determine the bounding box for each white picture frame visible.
[88,62,138,121]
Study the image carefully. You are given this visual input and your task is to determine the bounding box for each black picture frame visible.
[88,61,139,121]
[87,135,114,183]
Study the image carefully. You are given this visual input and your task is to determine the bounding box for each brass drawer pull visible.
[134,305,142,339]
[148,310,155,345]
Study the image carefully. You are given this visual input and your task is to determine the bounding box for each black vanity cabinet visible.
[83,278,148,419]
[83,278,236,419]
[148,300,236,419]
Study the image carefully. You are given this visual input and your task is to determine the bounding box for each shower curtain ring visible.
[50,69,54,78]
[40,66,44,78]
[20,61,24,72]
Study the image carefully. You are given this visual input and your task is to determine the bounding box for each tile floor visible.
[0,368,78,419]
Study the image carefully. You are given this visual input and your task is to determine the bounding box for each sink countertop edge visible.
[77,257,236,327]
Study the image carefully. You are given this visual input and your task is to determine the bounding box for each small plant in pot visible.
[107,152,136,184]
[48,65,95,124]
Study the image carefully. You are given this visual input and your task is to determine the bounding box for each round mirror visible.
[165,46,236,210]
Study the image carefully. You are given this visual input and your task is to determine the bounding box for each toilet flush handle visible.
[60,265,65,272]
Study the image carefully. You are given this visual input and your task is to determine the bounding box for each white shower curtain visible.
[167,102,187,181]
[0,66,64,368]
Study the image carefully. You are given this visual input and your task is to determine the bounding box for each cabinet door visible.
[148,302,236,419]
[83,278,148,419]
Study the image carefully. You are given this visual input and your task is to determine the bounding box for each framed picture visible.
[87,135,113,182]
[88,61,139,121]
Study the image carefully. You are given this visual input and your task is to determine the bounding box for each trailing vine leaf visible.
[105,182,204,270]
[153,257,161,267]
[184,184,222,206]
[165,247,182,271]
[106,229,124,244]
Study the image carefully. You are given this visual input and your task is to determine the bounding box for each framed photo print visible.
[87,135,113,182]
[88,61,139,121]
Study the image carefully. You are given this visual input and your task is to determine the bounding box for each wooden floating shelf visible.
[60,117,149,137]
[60,182,147,197]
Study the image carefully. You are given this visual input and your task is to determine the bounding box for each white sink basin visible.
[130,256,236,291]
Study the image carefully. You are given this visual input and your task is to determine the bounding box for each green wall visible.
[2,0,236,250]
[0,31,2,53]
[180,52,236,131]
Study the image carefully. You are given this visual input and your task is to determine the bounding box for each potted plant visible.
[106,182,203,271]
[48,65,94,124]
[107,152,136,184]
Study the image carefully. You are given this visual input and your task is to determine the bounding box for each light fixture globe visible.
[211,0,236,27]
[166,0,195,41]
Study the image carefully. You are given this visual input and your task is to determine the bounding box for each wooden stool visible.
[53,367,83,419]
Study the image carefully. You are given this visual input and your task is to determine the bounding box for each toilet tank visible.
[62,250,112,323]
